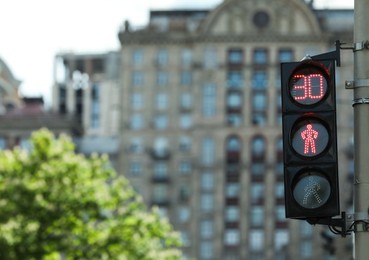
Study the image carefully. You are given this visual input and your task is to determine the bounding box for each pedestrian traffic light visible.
[281,58,339,219]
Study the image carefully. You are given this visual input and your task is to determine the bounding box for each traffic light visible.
[281,58,339,219]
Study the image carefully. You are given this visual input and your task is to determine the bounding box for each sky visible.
[0,0,354,106]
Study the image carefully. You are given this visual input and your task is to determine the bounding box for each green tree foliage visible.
[0,129,182,260]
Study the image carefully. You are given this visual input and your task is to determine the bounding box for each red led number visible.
[291,73,327,105]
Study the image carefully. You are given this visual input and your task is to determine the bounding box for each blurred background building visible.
[52,52,121,167]
[0,58,79,149]
[3,0,352,259]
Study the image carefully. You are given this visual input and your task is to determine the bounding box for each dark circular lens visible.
[293,172,331,209]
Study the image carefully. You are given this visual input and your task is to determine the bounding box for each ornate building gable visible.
[199,0,322,37]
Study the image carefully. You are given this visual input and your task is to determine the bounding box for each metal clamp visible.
[353,41,369,52]
[346,212,369,232]
[346,212,369,221]
[352,98,369,106]
[345,79,369,89]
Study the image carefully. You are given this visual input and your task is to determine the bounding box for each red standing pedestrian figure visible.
[301,124,318,155]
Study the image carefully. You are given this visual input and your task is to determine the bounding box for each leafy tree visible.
[0,129,182,260]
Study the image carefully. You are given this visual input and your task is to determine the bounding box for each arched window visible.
[226,135,242,163]
[252,136,266,160]
[226,136,242,151]
[251,136,266,179]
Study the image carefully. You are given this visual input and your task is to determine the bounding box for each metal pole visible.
[353,0,369,259]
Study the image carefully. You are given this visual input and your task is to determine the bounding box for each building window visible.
[225,206,240,222]
[179,136,191,152]
[153,162,168,178]
[252,136,266,159]
[130,114,144,129]
[58,87,67,114]
[252,90,267,126]
[224,229,240,246]
[202,137,215,165]
[204,48,218,69]
[200,220,214,239]
[252,113,267,126]
[227,91,243,110]
[152,137,170,158]
[179,185,191,202]
[200,194,214,212]
[275,206,285,222]
[250,206,264,227]
[156,71,169,86]
[132,71,144,86]
[131,93,143,110]
[20,137,32,151]
[252,70,268,89]
[251,162,266,177]
[226,183,240,198]
[179,93,192,110]
[227,70,243,89]
[156,49,168,66]
[202,83,217,117]
[129,162,142,176]
[253,49,268,64]
[227,113,242,127]
[180,71,192,85]
[153,184,168,204]
[179,114,192,129]
[253,92,267,112]
[278,49,293,62]
[132,49,144,65]
[228,49,243,65]
[226,135,241,163]
[153,115,168,129]
[300,241,313,259]
[250,183,265,205]
[274,230,289,251]
[200,242,213,259]
[0,137,7,150]
[179,161,192,175]
[156,93,168,110]
[201,172,214,191]
[249,229,264,252]
[180,231,190,247]
[300,221,313,238]
[178,206,190,222]
[253,11,270,28]
[181,48,192,66]
[275,182,284,201]
[128,138,144,153]
[91,83,100,128]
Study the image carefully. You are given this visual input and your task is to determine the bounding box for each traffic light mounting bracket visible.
[307,211,369,237]
[306,212,351,237]
[306,40,342,67]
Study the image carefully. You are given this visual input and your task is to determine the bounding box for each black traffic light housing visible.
[281,57,340,219]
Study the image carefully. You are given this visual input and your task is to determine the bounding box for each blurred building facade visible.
[0,58,79,149]
[117,0,354,259]
[52,52,121,167]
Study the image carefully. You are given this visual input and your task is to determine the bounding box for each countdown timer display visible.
[289,67,328,105]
